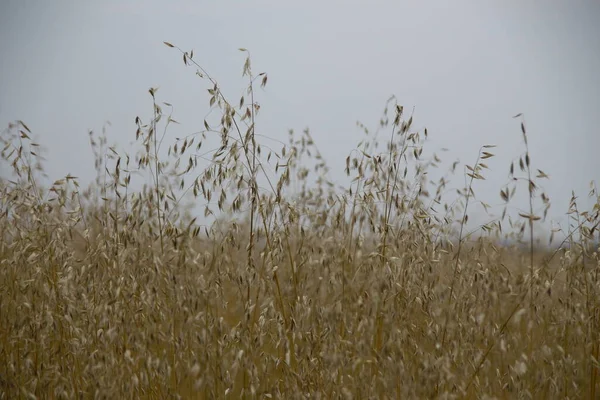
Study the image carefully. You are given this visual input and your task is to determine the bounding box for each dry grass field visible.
[1,45,599,399]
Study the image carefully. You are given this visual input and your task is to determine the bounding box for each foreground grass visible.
[1,45,598,399]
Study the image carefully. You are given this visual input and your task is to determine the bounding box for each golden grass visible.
[0,44,598,399]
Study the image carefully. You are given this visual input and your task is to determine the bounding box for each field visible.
[1,45,599,399]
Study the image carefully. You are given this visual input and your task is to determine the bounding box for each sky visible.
[1,0,599,239]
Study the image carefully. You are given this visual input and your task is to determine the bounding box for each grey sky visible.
[1,0,599,236]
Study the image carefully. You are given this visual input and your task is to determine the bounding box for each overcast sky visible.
[1,0,599,237]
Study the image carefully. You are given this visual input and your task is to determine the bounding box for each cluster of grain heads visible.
[0,45,598,399]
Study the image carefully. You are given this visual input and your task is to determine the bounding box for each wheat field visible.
[1,44,598,399]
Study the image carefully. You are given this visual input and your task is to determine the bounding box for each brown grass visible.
[0,43,598,399]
